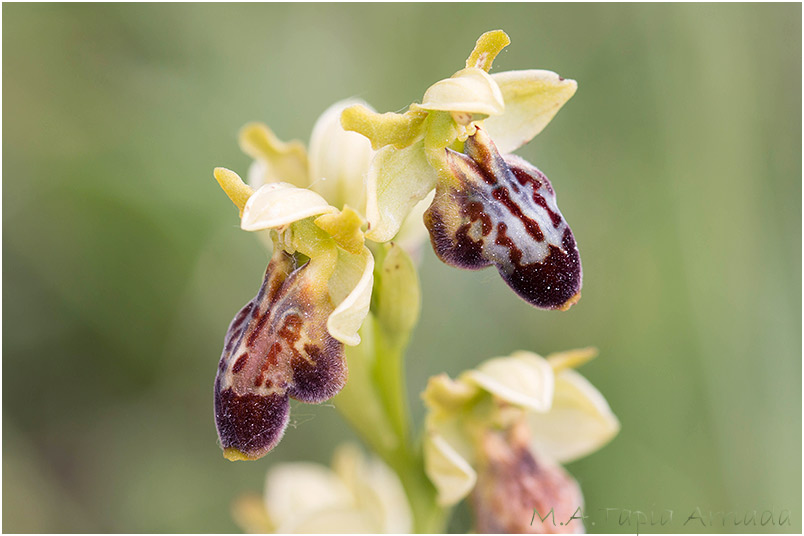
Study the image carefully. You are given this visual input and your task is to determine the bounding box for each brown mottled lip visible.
[423,128,583,310]
[214,249,347,460]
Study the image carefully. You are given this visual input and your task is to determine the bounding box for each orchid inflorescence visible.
[211,30,618,534]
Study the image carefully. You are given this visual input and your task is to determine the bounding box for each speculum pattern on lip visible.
[214,249,345,460]
[424,128,582,310]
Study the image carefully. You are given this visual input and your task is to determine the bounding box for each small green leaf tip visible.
[465,30,511,72]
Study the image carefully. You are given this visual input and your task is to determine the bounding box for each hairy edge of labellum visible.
[215,376,291,461]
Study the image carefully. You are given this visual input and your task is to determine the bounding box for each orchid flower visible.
[212,103,387,460]
[342,30,582,309]
[422,348,619,532]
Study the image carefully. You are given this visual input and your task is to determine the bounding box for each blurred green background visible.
[3,3,801,533]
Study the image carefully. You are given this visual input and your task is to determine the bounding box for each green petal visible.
[364,141,439,243]
[240,182,336,231]
[327,246,374,346]
[308,99,375,211]
[483,70,577,154]
[526,368,620,464]
[422,373,479,416]
[239,122,310,188]
[462,351,555,413]
[420,67,504,116]
[214,167,254,214]
[465,30,510,72]
[315,206,366,255]
[341,104,427,151]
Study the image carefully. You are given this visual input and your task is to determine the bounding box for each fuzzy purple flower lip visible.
[424,128,582,310]
[214,249,345,461]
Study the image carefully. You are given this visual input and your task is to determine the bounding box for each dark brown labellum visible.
[214,249,345,460]
[424,128,582,310]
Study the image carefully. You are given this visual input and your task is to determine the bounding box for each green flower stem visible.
[334,243,449,533]
[371,321,410,447]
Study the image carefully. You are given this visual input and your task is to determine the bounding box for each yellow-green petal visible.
[483,69,577,154]
[465,30,511,72]
[462,351,555,413]
[315,206,366,255]
[214,167,254,214]
[241,182,336,231]
[526,368,620,464]
[327,246,374,346]
[239,122,310,188]
[341,104,427,151]
[364,141,439,243]
[422,373,479,417]
[420,67,504,116]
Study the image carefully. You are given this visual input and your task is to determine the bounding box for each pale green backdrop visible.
[3,3,801,533]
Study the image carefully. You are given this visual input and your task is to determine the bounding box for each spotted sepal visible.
[424,128,581,310]
[214,249,346,460]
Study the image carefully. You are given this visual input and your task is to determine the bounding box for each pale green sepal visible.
[327,246,374,346]
[526,368,620,464]
[241,182,336,231]
[364,141,439,243]
[420,67,504,116]
[394,190,435,258]
[239,122,309,188]
[484,69,578,154]
[462,351,555,413]
[373,243,421,343]
[423,433,477,507]
[308,99,375,212]
[263,462,352,532]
